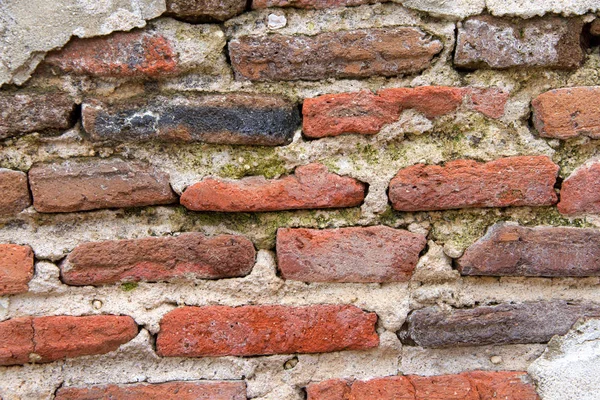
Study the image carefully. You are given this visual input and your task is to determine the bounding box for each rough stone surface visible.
[0,169,31,216]
[180,163,366,212]
[156,305,379,356]
[82,93,300,146]
[532,86,600,140]
[591,19,600,36]
[0,244,34,296]
[404,301,600,348]
[303,87,508,138]
[486,0,600,18]
[458,223,600,277]
[55,381,247,400]
[389,156,559,211]
[559,160,600,215]
[61,232,256,285]
[167,0,246,22]
[252,0,381,10]
[229,28,442,81]
[0,315,137,366]
[0,0,165,86]
[0,92,75,140]
[29,158,177,213]
[529,318,600,400]
[399,0,485,19]
[455,16,584,70]
[43,19,227,80]
[276,226,426,282]
[306,371,540,399]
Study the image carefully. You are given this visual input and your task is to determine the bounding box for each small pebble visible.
[490,355,503,364]
[268,14,287,30]
[92,299,103,309]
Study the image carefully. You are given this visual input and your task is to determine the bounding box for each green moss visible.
[121,282,138,292]
[218,147,287,179]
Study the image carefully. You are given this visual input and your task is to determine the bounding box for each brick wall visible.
[1,1,600,399]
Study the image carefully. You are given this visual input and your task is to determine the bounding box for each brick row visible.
[306,371,540,400]
[0,315,137,366]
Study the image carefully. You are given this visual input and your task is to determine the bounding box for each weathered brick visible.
[29,158,177,213]
[0,169,31,216]
[82,93,300,146]
[276,226,426,283]
[0,244,34,296]
[229,28,442,81]
[167,0,246,22]
[389,156,558,211]
[0,317,34,366]
[458,223,600,277]
[558,160,600,215]
[252,0,380,9]
[306,371,539,400]
[61,233,256,286]
[43,20,226,80]
[55,381,247,400]
[455,16,584,70]
[0,92,75,139]
[156,305,379,357]
[0,315,137,366]
[303,86,508,138]
[180,163,366,212]
[403,301,600,348]
[532,86,600,140]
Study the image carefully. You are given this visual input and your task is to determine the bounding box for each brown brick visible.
[276,226,426,283]
[61,233,256,286]
[156,305,379,357]
[0,92,75,140]
[532,86,600,140]
[306,372,539,400]
[167,0,246,21]
[180,163,366,212]
[558,161,600,215]
[82,93,300,146]
[458,223,600,277]
[389,156,558,211]
[403,301,600,348]
[55,381,247,400]
[253,0,380,9]
[0,315,137,366]
[29,158,177,213]
[0,317,34,366]
[0,169,31,216]
[455,16,584,70]
[0,244,34,295]
[303,86,508,138]
[229,28,442,81]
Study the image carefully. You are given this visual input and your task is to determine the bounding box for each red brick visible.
[306,372,539,400]
[0,169,31,216]
[0,92,75,140]
[229,28,442,82]
[55,381,247,400]
[558,161,600,215]
[44,30,177,78]
[253,0,380,9]
[389,156,558,211]
[455,16,584,70]
[0,244,34,295]
[29,158,177,213]
[532,87,600,140]
[0,315,137,365]
[32,315,137,363]
[156,305,378,357]
[180,163,366,212]
[167,0,246,21]
[276,226,426,283]
[61,233,256,286]
[458,223,600,277]
[303,87,508,138]
[0,317,34,366]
